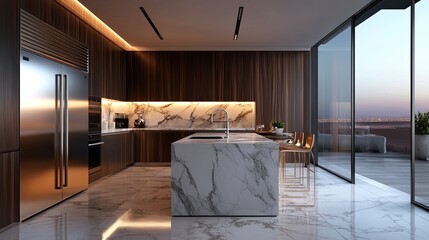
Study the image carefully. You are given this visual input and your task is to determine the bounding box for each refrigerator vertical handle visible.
[55,74,63,189]
[63,74,69,187]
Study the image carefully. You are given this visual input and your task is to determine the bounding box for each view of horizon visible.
[318,117,411,122]
[356,0,429,119]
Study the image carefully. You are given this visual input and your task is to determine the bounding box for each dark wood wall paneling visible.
[21,0,126,100]
[127,51,310,132]
[0,0,20,229]
[0,152,19,229]
[0,0,20,153]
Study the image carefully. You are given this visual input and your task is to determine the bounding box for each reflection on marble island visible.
[171,133,279,216]
[102,98,255,130]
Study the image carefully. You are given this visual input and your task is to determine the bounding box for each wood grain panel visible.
[21,0,127,100]
[127,51,182,101]
[101,134,116,177]
[0,0,20,153]
[124,132,133,167]
[0,151,19,229]
[101,133,133,178]
[134,131,193,163]
[126,51,310,133]
[180,52,216,101]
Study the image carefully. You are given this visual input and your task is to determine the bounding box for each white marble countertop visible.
[174,132,275,144]
[102,127,255,135]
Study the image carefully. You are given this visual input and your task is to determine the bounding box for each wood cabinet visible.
[0,0,20,229]
[134,131,194,163]
[0,0,19,153]
[123,132,134,167]
[101,132,133,177]
[133,130,253,163]
[21,0,127,100]
[89,31,126,100]
[126,51,182,101]
[0,151,19,229]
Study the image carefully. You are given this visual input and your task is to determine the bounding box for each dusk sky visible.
[355,0,429,119]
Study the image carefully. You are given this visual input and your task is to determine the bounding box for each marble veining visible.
[100,127,255,135]
[2,166,429,239]
[102,99,255,130]
[176,132,275,144]
[171,133,279,216]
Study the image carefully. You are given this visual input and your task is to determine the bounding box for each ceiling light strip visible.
[233,6,244,40]
[139,6,164,40]
[55,0,135,51]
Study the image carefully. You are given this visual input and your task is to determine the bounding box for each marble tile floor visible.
[1,166,429,240]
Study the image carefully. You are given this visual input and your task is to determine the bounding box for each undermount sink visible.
[189,133,226,139]
[190,136,224,139]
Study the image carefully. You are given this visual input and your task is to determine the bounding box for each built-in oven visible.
[88,97,103,176]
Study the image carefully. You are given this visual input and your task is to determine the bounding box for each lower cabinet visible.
[0,151,19,229]
[134,131,194,163]
[101,132,133,177]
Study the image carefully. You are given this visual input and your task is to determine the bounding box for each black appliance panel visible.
[88,97,101,134]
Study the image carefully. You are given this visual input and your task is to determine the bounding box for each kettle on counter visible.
[134,113,145,128]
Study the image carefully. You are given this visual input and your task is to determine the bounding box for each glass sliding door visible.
[317,21,354,181]
[355,0,411,194]
[414,0,429,209]
[314,0,429,210]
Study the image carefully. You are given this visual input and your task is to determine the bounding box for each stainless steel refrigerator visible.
[20,50,88,220]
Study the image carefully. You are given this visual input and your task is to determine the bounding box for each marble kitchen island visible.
[171,133,279,216]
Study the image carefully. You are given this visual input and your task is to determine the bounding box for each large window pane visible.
[318,23,353,180]
[355,1,410,194]
[415,0,429,207]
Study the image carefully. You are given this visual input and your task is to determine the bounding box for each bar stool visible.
[279,133,316,207]
[279,132,304,179]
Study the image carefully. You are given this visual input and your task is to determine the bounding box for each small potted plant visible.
[272,120,285,134]
[416,111,429,160]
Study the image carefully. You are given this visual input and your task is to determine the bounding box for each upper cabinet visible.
[89,31,126,100]
[0,0,20,153]
[127,51,228,101]
[21,0,127,101]
[126,51,307,102]
[126,51,181,101]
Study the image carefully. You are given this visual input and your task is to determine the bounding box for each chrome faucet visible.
[210,109,229,138]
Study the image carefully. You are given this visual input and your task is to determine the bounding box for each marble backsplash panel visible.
[102,99,255,129]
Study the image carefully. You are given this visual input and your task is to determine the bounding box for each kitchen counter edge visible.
[101,128,255,135]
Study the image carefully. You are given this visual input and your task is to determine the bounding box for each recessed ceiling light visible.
[233,6,244,40]
[139,6,164,40]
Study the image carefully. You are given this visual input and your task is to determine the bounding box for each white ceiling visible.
[78,0,371,51]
